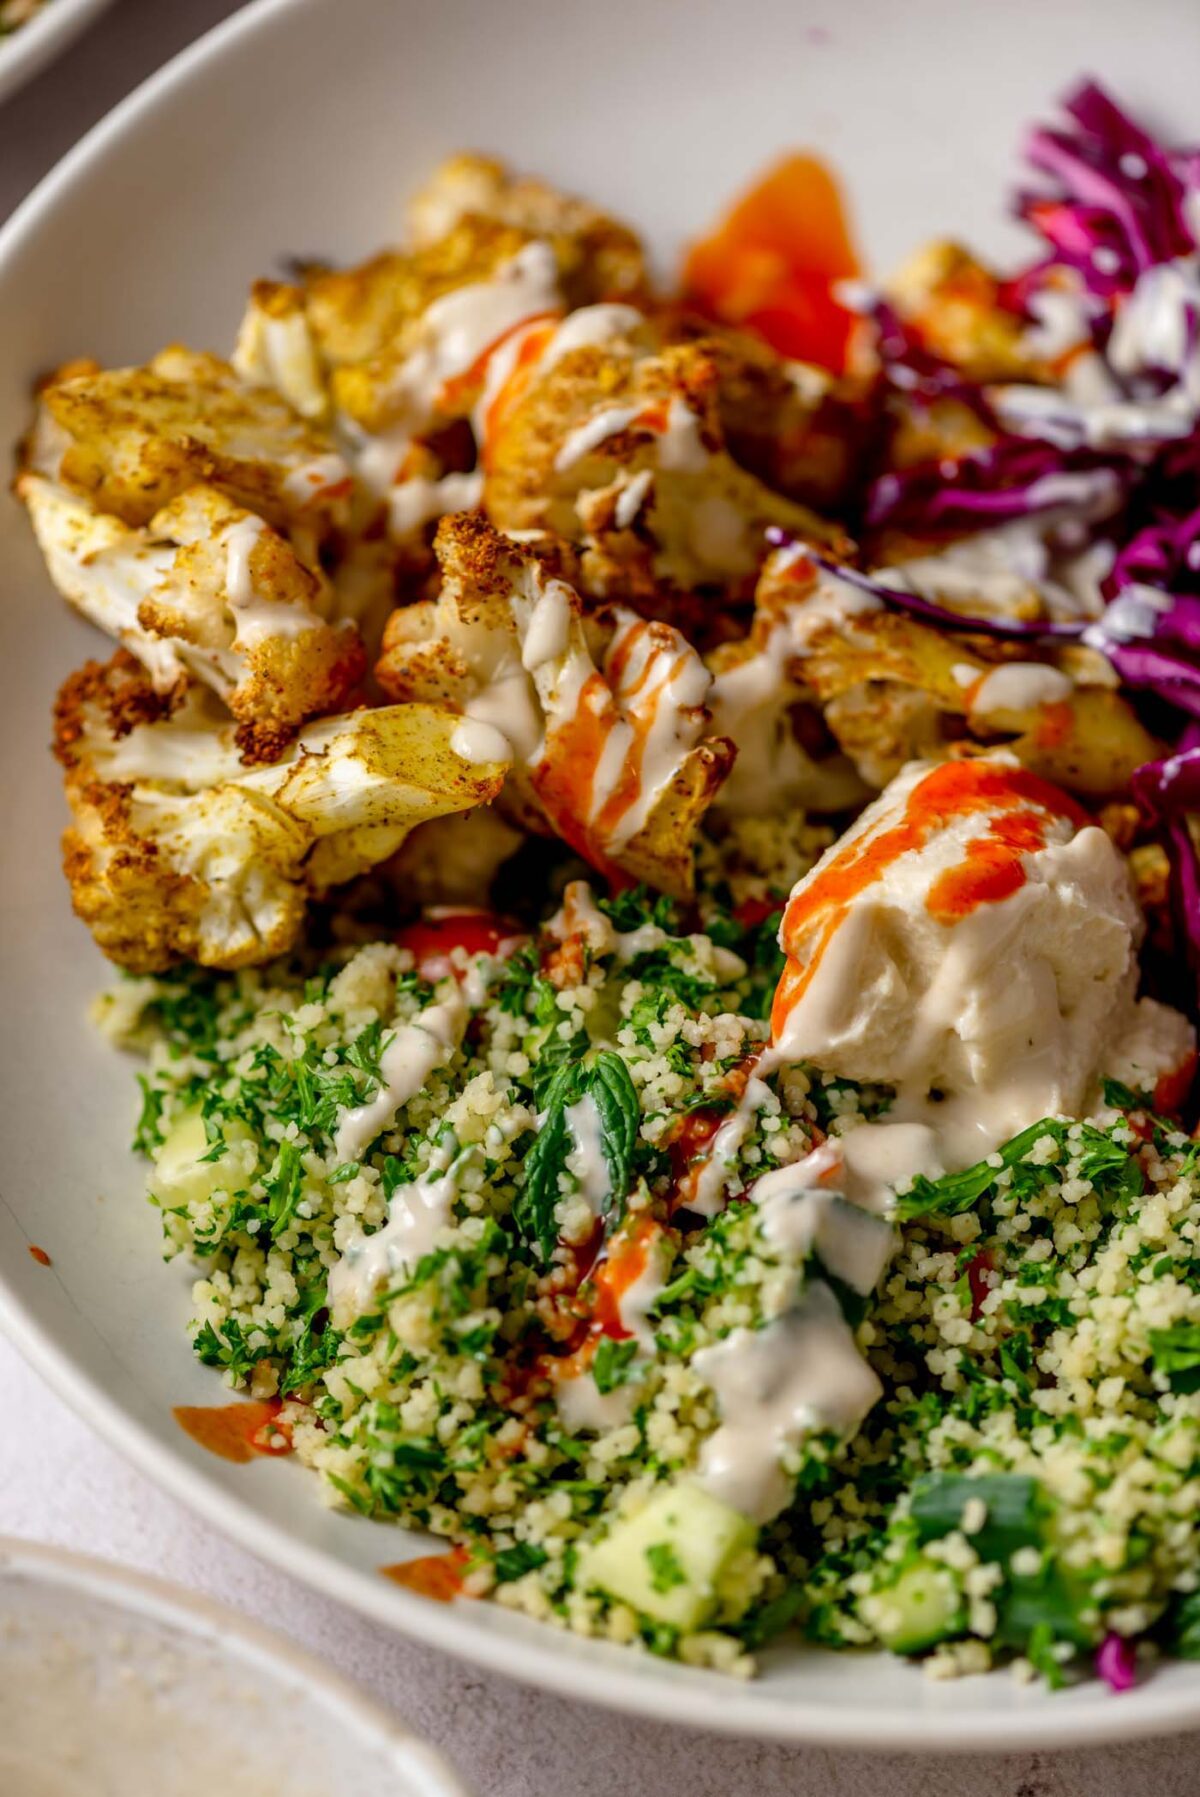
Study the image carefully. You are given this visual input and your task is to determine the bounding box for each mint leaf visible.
[514,1053,641,1260]
[588,1050,639,1218]
[910,1473,1046,1563]
[514,1061,584,1258]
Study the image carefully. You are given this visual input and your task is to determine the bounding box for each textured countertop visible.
[2,4,1199,1791]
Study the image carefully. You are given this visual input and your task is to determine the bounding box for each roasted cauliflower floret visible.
[19,475,365,750]
[738,546,1162,797]
[706,553,871,816]
[235,223,564,549]
[231,279,330,421]
[660,312,878,513]
[483,321,849,613]
[884,240,1040,384]
[407,153,649,308]
[53,652,508,971]
[377,512,734,895]
[24,347,356,545]
[232,167,642,559]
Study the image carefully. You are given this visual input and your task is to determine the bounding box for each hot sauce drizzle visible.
[771,761,1090,1043]
[531,616,703,887]
[480,318,560,465]
[438,311,561,417]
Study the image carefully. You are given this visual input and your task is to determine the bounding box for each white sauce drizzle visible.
[280,452,352,505]
[328,1134,464,1318]
[449,717,511,765]
[332,992,466,1163]
[614,467,654,529]
[520,580,574,669]
[1083,583,1172,648]
[593,610,713,849]
[348,241,563,521]
[708,567,877,814]
[656,398,708,472]
[692,1283,883,1522]
[554,1371,637,1435]
[554,403,644,472]
[221,515,322,650]
[616,1251,668,1350]
[752,1145,896,1288]
[563,1092,611,1215]
[536,303,643,376]
[685,1070,775,1218]
[968,661,1074,717]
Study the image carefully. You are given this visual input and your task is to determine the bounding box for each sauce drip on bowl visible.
[173,1400,293,1464]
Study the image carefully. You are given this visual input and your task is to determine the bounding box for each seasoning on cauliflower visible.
[53,651,509,972]
[23,347,357,551]
[18,475,365,755]
[480,311,849,617]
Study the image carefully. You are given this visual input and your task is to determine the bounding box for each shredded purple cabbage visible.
[865,80,1200,550]
[1095,1631,1138,1693]
[868,299,985,403]
[866,437,1124,533]
[1131,729,1200,1000]
[846,78,1200,1026]
[1108,500,1200,595]
[1018,80,1197,299]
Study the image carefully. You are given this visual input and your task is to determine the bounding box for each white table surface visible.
[3,5,1200,1793]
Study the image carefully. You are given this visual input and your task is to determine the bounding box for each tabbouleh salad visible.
[98,816,1200,1685]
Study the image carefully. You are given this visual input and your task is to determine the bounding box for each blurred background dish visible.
[0,1535,467,1797]
[0,0,114,106]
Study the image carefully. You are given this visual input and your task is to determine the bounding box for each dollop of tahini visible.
[771,753,1192,1178]
[688,753,1194,1525]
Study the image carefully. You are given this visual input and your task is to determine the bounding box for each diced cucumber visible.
[154,1109,255,1207]
[584,1482,757,1630]
[863,1557,965,1655]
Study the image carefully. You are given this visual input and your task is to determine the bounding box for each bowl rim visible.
[4,0,1200,1753]
[0,0,115,107]
[0,1532,468,1796]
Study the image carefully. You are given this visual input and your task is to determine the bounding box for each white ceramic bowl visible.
[3,0,1200,1753]
[0,0,114,106]
[0,1536,466,1796]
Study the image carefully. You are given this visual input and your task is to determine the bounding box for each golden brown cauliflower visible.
[376,512,734,896]
[481,314,849,621]
[24,347,357,552]
[233,162,646,542]
[406,153,648,306]
[659,310,879,514]
[53,651,508,972]
[19,475,365,753]
[731,544,1162,798]
[883,240,1043,385]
